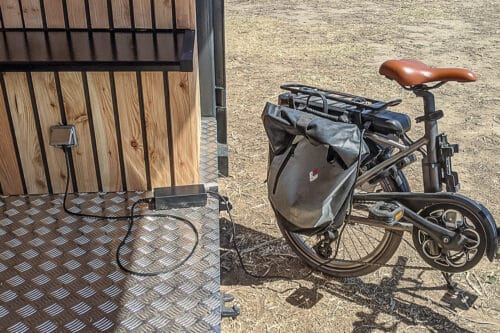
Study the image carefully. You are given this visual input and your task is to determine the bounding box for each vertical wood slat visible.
[59,72,97,192]
[1,0,23,28]
[112,0,131,28]
[133,0,152,28]
[66,0,87,28]
[31,72,69,193]
[168,0,200,185]
[0,81,24,194]
[154,0,172,29]
[174,0,195,29]
[2,0,196,30]
[3,72,48,194]
[114,72,147,190]
[2,0,184,30]
[88,0,109,29]
[20,0,43,28]
[168,69,200,185]
[43,0,65,28]
[87,72,122,192]
[141,72,171,188]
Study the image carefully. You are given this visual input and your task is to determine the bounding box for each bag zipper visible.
[272,143,298,194]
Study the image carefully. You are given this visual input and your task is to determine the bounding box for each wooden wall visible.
[0,0,200,195]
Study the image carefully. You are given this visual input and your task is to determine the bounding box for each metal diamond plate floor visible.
[200,118,218,185]
[0,118,221,333]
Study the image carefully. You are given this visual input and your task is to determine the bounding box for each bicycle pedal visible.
[368,201,404,225]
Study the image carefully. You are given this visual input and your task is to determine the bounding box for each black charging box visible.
[152,184,207,210]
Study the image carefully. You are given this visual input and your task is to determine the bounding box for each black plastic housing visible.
[153,185,207,210]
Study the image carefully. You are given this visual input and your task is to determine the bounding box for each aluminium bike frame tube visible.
[365,132,409,151]
[355,136,428,187]
[415,89,442,193]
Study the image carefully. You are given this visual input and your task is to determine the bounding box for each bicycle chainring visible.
[412,204,486,273]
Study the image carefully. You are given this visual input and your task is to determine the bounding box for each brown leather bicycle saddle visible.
[379,59,477,87]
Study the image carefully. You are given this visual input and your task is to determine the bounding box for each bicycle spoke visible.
[351,223,385,248]
[351,224,379,250]
[341,233,353,260]
[277,176,405,275]
[346,227,364,259]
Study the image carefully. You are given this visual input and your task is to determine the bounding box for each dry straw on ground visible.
[220,1,500,332]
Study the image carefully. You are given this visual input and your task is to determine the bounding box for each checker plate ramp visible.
[0,118,221,332]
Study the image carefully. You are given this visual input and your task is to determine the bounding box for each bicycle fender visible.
[354,192,499,261]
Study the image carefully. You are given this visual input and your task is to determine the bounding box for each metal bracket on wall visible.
[216,101,228,176]
[217,141,228,177]
[221,293,240,318]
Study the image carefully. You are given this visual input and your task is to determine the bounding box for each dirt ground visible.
[219,1,500,332]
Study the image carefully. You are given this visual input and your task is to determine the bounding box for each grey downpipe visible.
[213,0,228,176]
[196,0,216,117]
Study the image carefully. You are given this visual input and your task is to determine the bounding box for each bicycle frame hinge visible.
[396,153,417,170]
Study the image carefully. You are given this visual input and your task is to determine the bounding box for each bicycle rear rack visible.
[280,83,402,114]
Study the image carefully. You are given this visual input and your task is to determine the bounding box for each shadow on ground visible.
[220,218,476,332]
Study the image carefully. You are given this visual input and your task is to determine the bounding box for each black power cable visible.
[116,198,199,277]
[60,120,365,278]
[61,147,199,276]
[210,190,346,280]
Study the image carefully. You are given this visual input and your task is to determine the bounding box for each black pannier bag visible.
[262,102,369,234]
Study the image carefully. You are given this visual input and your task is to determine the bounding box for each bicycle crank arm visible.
[400,205,472,251]
[354,192,499,260]
[351,204,471,250]
[347,216,413,232]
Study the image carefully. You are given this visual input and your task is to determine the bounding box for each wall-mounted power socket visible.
[50,125,78,148]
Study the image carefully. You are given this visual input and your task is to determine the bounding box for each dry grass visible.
[220,1,500,332]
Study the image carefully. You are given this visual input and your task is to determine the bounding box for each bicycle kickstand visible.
[442,272,458,291]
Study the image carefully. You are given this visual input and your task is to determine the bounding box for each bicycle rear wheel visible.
[276,173,409,277]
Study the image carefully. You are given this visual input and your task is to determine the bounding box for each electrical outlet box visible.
[50,125,78,148]
[153,184,207,210]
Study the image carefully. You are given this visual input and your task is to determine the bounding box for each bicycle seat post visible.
[414,87,441,193]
